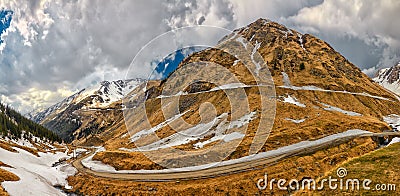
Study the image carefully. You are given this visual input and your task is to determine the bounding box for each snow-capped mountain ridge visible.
[29,78,145,123]
[27,78,146,142]
[373,62,400,95]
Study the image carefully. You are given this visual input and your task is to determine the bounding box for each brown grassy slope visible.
[93,88,392,170]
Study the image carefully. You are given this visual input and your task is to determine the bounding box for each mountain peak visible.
[253,18,273,25]
[184,18,377,95]
[235,18,298,39]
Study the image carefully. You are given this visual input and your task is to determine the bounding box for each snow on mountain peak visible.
[29,79,145,123]
[374,63,400,95]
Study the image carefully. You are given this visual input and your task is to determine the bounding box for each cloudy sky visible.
[0,0,399,114]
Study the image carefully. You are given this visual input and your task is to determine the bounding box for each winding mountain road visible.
[72,132,399,182]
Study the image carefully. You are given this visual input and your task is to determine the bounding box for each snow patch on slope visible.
[281,72,292,86]
[193,112,256,149]
[279,84,390,101]
[285,118,306,124]
[388,137,400,146]
[319,102,362,116]
[2,132,57,151]
[0,147,76,196]
[129,111,189,142]
[235,36,247,49]
[297,33,306,51]
[129,113,229,152]
[282,95,306,107]
[123,112,256,152]
[383,114,400,131]
[250,40,262,75]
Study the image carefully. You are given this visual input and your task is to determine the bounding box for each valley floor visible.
[0,135,399,195]
[66,136,398,195]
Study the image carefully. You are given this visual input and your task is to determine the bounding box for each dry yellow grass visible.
[297,142,400,196]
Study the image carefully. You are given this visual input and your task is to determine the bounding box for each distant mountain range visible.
[28,79,145,142]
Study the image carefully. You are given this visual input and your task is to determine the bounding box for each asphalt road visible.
[72,132,400,182]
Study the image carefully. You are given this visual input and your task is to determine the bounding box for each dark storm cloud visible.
[0,0,399,113]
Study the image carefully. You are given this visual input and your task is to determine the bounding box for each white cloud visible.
[362,66,379,77]
[229,0,323,27]
[163,0,235,29]
[1,87,75,114]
